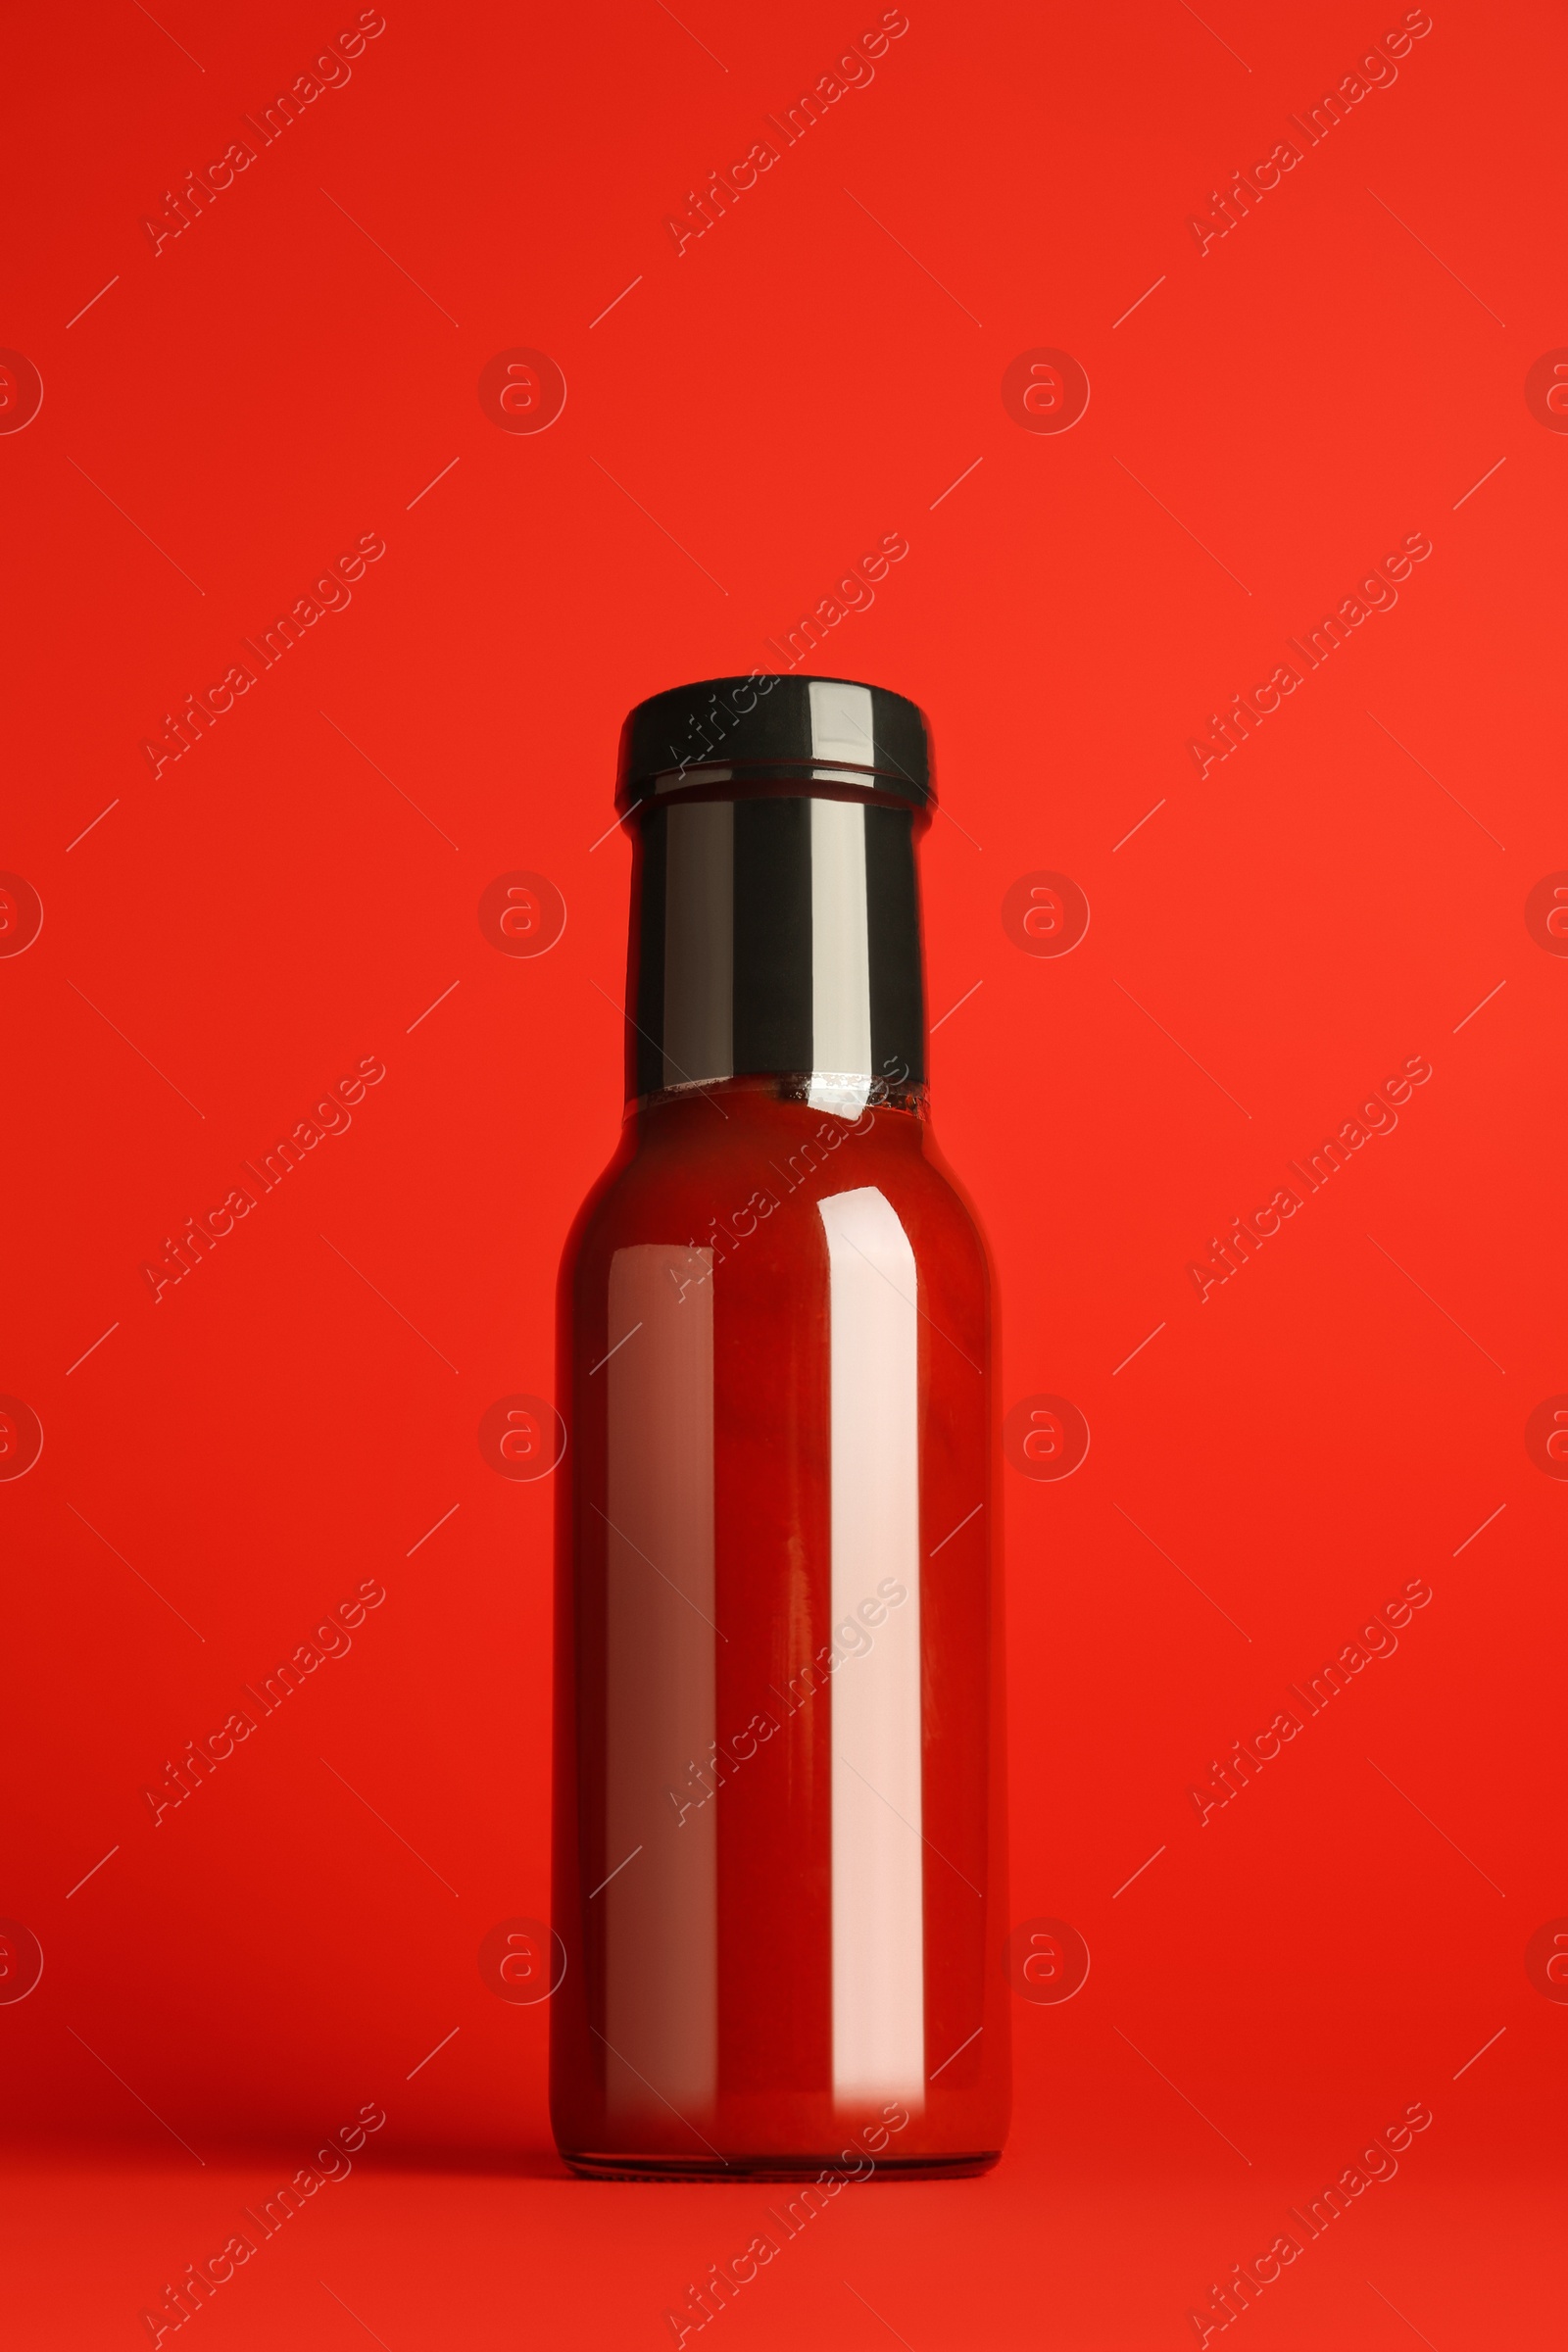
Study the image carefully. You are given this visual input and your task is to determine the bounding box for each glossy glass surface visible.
[551,1081,1008,2177]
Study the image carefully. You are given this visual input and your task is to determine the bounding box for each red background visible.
[3,0,1563,2342]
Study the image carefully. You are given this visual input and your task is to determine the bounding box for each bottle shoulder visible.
[563,1091,987,1299]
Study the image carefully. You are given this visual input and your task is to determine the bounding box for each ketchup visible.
[551,675,1008,2178]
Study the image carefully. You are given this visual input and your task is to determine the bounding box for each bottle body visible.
[550,1080,1008,2175]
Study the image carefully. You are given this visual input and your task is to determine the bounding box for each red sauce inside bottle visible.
[551,1079,1008,2176]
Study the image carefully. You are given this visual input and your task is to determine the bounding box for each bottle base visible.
[561,2149,1002,2183]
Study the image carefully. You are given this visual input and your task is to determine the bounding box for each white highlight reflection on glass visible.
[818,1185,926,2108]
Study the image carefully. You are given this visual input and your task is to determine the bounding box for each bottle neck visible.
[626,791,927,1116]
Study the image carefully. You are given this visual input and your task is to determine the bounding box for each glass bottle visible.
[551,674,1008,2178]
